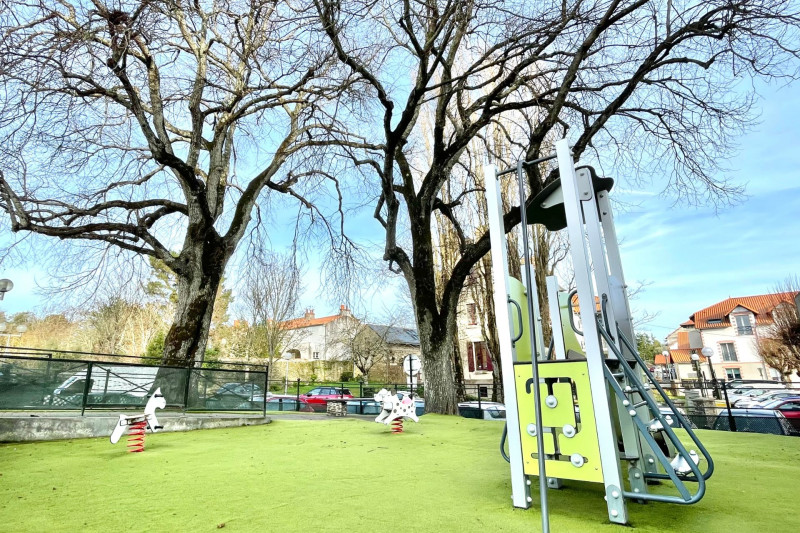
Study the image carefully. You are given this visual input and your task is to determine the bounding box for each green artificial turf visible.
[1,415,799,532]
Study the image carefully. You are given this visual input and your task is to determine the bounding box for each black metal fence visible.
[0,350,426,415]
[655,379,800,437]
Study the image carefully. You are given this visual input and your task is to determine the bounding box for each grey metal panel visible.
[555,139,628,524]
[484,164,531,509]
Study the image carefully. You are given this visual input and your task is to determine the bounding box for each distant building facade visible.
[280,305,358,361]
[658,292,799,382]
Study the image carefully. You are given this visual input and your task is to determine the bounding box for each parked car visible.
[205,383,268,410]
[735,390,800,408]
[712,400,800,436]
[266,395,314,413]
[760,397,800,433]
[726,386,785,406]
[458,401,506,420]
[43,365,158,407]
[302,387,353,411]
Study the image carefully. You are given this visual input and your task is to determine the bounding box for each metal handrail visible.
[597,321,714,504]
[614,325,715,481]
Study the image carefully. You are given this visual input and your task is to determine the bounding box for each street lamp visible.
[701,346,720,399]
[0,279,13,300]
[0,322,27,350]
[662,350,674,381]
[690,352,705,397]
[282,352,293,394]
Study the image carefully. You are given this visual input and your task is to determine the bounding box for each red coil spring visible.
[126,421,147,453]
[390,418,404,434]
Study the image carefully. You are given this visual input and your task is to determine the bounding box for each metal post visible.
[708,362,721,400]
[262,365,269,416]
[516,159,550,533]
[556,138,628,523]
[80,362,93,416]
[721,382,737,432]
[295,379,301,412]
[485,162,531,509]
[183,367,192,410]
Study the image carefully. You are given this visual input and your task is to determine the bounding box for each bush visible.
[340,371,353,382]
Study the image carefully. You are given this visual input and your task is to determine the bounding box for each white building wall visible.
[698,307,781,381]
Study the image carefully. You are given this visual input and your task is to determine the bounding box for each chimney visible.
[304,308,315,319]
[339,305,351,317]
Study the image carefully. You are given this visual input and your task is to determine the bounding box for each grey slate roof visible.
[366,324,420,346]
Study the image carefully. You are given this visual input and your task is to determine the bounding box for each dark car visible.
[205,383,268,410]
[712,398,800,436]
[302,387,353,411]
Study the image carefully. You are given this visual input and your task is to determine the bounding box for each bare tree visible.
[0,0,358,369]
[315,0,800,413]
[758,277,800,379]
[238,250,304,374]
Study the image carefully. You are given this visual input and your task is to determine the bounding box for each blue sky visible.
[612,82,800,340]
[2,84,799,340]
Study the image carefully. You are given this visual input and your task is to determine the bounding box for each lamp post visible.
[0,322,27,351]
[0,279,13,300]
[282,353,293,394]
[662,350,674,381]
[701,346,720,399]
[690,352,706,397]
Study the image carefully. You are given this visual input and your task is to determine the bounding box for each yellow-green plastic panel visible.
[514,361,604,483]
[508,277,532,362]
[559,291,585,356]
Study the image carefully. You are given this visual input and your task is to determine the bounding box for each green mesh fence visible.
[0,353,430,415]
[0,355,271,412]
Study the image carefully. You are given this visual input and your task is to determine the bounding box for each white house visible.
[457,296,495,387]
[662,292,799,382]
[280,305,359,361]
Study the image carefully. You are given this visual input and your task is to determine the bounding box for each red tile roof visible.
[280,314,341,330]
[689,292,799,330]
[280,306,352,330]
[655,350,706,365]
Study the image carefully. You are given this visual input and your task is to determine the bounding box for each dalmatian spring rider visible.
[373,388,419,433]
[110,388,166,452]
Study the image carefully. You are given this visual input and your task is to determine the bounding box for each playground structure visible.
[110,388,165,452]
[484,139,714,529]
[374,388,419,433]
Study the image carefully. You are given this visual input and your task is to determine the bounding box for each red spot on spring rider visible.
[126,420,147,452]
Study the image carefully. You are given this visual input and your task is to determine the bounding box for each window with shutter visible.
[467,342,475,372]
[467,303,477,325]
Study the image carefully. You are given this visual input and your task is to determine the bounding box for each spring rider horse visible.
[110,388,166,452]
[374,388,419,433]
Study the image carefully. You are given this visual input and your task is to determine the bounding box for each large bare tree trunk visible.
[163,234,229,366]
[418,314,459,415]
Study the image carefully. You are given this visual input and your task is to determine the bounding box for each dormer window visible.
[708,319,722,324]
[734,315,753,335]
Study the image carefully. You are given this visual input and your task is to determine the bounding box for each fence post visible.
[80,362,94,416]
[43,356,53,406]
[477,385,482,411]
[359,382,363,399]
[721,381,737,432]
[295,378,301,412]
[183,367,192,411]
[263,365,269,416]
